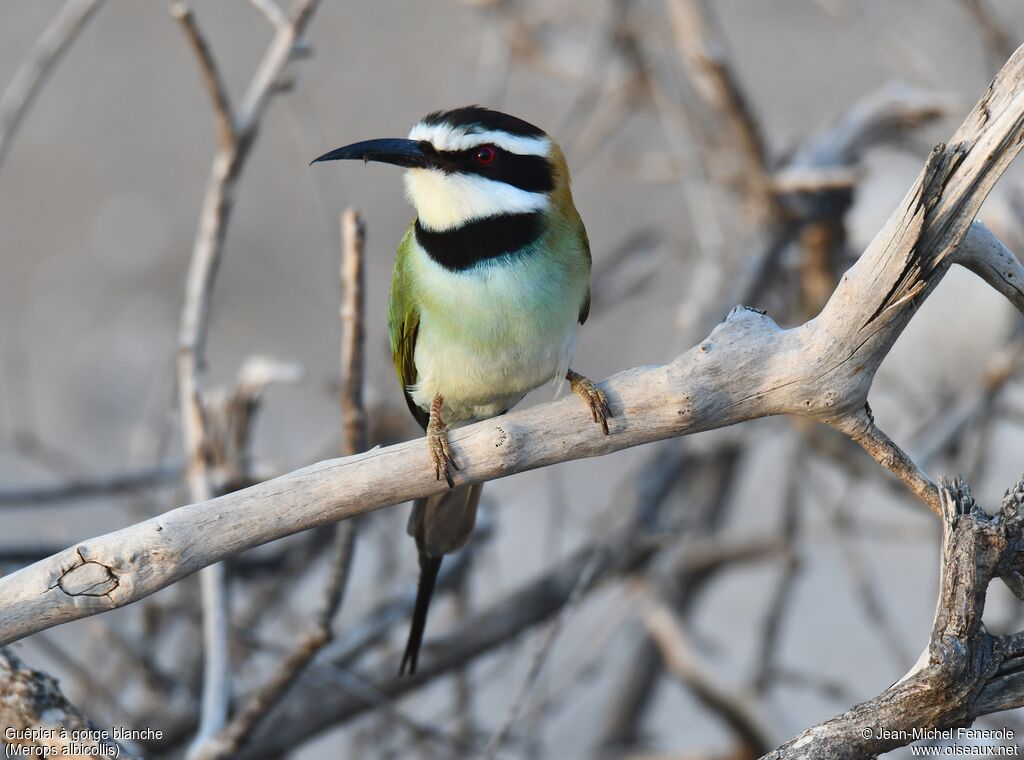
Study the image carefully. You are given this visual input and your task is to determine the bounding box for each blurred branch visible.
[828,484,913,670]
[763,80,948,316]
[961,0,1017,72]
[0,0,106,172]
[171,0,322,751]
[195,525,356,760]
[910,328,1024,468]
[2,38,1024,677]
[248,0,287,28]
[766,477,1024,758]
[597,443,746,751]
[239,530,782,756]
[231,446,733,757]
[0,462,182,507]
[319,517,495,669]
[634,585,777,757]
[590,229,668,312]
[470,0,521,104]
[190,209,366,760]
[171,2,236,150]
[339,209,368,458]
[664,0,778,225]
[751,448,803,695]
[480,551,602,760]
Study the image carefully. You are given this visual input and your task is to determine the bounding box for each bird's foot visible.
[427,395,458,488]
[566,370,611,435]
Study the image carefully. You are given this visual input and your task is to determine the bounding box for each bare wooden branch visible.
[1,39,1024,680]
[237,531,780,757]
[170,2,236,150]
[339,209,368,458]
[0,0,105,171]
[248,0,286,28]
[665,0,778,224]
[0,213,1020,646]
[193,526,356,760]
[834,410,941,513]
[188,208,367,759]
[172,0,322,750]
[0,219,1015,643]
[764,476,1024,758]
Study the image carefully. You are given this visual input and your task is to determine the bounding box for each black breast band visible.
[415,213,544,272]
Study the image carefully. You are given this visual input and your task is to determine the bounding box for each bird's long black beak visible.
[310,138,434,168]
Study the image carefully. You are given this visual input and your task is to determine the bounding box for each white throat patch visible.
[403,169,549,231]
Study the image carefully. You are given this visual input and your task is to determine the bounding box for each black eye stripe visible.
[434,147,554,194]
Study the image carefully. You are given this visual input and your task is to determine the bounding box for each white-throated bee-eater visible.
[313,106,612,675]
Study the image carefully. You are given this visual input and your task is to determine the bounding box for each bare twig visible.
[189,208,367,759]
[665,0,778,225]
[170,2,235,150]
[339,209,368,458]
[961,0,1017,71]
[1,217,1022,645]
[479,552,602,760]
[194,525,356,760]
[634,585,777,756]
[751,442,804,694]
[172,0,322,751]
[248,0,287,28]
[765,476,1024,758]
[237,531,780,756]
[0,0,105,172]
[0,463,182,507]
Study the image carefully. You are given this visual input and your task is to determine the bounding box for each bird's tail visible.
[400,552,443,676]
[400,483,482,675]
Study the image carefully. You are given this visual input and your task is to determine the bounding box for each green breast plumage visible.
[388,210,591,427]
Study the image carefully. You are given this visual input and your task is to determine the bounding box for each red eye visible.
[474,145,497,166]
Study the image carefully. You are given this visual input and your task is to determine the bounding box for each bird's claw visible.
[567,370,612,435]
[427,416,458,488]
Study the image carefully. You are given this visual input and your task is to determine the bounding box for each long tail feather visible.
[400,553,443,676]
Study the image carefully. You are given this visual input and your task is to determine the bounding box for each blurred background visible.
[2,0,1024,757]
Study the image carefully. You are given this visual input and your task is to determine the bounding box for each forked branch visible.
[2,44,1024,655]
[765,476,1024,758]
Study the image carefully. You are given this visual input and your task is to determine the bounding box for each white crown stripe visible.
[408,122,550,157]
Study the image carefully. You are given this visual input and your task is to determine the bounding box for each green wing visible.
[575,210,592,325]
[578,289,591,325]
[389,225,429,431]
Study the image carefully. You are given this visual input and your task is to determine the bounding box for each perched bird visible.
[313,106,611,675]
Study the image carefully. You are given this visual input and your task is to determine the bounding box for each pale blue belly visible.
[408,246,584,424]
